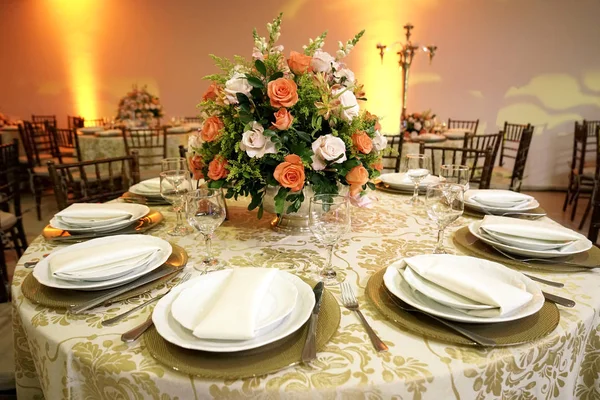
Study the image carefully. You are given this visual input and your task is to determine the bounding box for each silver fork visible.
[492,245,598,269]
[339,282,388,352]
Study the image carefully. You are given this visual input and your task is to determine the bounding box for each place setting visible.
[376,154,436,198]
[463,189,547,219]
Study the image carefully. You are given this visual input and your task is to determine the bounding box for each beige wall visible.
[1,0,600,189]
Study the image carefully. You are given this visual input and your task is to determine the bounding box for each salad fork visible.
[340,282,388,352]
[492,245,598,269]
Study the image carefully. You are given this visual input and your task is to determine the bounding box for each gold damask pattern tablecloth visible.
[10,193,600,399]
[77,133,189,162]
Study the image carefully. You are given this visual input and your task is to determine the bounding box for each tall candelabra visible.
[377,23,437,131]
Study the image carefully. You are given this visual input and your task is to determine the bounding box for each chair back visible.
[463,132,502,167]
[184,117,202,123]
[178,145,187,159]
[0,139,22,217]
[587,126,600,242]
[67,116,85,130]
[507,125,534,191]
[19,121,61,167]
[122,128,167,169]
[47,152,140,210]
[447,118,479,134]
[31,114,57,128]
[419,143,493,189]
[48,126,81,161]
[499,122,531,166]
[381,135,404,173]
[84,118,105,127]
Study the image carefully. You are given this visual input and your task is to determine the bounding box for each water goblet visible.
[426,183,464,254]
[401,154,431,205]
[186,188,227,271]
[160,170,192,236]
[440,164,470,191]
[309,194,351,285]
[161,157,188,172]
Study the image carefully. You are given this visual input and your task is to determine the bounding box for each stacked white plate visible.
[464,190,539,214]
[33,235,172,290]
[79,127,104,134]
[153,268,315,352]
[442,129,471,140]
[50,203,150,233]
[166,126,192,133]
[95,129,121,137]
[380,172,440,192]
[383,254,545,323]
[469,215,592,259]
[129,177,163,199]
[185,122,202,130]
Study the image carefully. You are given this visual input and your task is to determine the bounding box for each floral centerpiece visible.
[188,14,387,217]
[403,110,436,138]
[116,85,164,127]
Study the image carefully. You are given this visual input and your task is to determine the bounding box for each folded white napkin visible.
[49,240,160,281]
[468,190,532,208]
[480,215,580,243]
[139,178,161,193]
[175,268,277,340]
[54,203,143,226]
[396,254,533,317]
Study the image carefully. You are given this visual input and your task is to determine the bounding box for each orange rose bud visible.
[189,155,204,180]
[351,130,373,154]
[274,154,305,192]
[287,51,312,75]
[272,108,294,130]
[267,78,299,109]
[201,116,224,142]
[207,155,229,181]
[346,165,369,196]
[202,82,220,101]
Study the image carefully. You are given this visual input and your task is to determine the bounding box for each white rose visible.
[311,134,347,170]
[239,121,276,158]
[332,88,360,122]
[372,131,388,151]
[311,50,335,73]
[334,68,355,87]
[224,72,253,104]
[414,121,422,131]
[188,132,203,150]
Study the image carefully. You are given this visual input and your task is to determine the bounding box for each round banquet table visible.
[10,193,600,399]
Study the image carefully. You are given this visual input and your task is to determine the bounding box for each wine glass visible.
[440,164,470,191]
[162,157,188,172]
[426,183,464,254]
[160,170,192,236]
[401,154,431,205]
[186,188,227,271]
[309,194,351,285]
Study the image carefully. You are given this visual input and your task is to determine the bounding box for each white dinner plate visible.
[79,127,104,134]
[464,190,539,213]
[415,133,446,142]
[479,228,576,251]
[380,173,440,191]
[170,269,298,335]
[383,265,544,324]
[443,129,471,140]
[33,235,172,290]
[49,204,150,233]
[469,220,592,258]
[153,271,315,352]
[129,178,163,198]
[95,129,121,137]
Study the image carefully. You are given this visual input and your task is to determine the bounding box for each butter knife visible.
[68,266,184,314]
[301,282,324,363]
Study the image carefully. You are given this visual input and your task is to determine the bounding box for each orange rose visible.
[202,82,220,101]
[207,155,229,181]
[273,154,305,192]
[267,78,299,108]
[346,165,369,196]
[371,158,383,172]
[189,155,204,180]
[201,116,224,142]
[287,51,312,75]
[272,108,294,130]
[351,130,373,154]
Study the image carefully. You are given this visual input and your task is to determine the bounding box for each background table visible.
[10,193,600,399]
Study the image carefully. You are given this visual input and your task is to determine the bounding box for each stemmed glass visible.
[162,157,188,172]
[401,154,431,205]
[426,183,464,254]
[160,170,192,236]
[186,188,227,271]
[440,164,470,191]
[309,195,351,285]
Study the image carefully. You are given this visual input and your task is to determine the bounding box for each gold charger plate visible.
[144,279,341,379]
[366,268,559,346]
[21,243,187,309]
[375,181,425,195]
[42,209,164,242]
[453,226,599,272]
[463,206,546,219]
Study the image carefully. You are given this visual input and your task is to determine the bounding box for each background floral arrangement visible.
[115,85,163,124]
[188,14,387,216]
[403,110,436,137]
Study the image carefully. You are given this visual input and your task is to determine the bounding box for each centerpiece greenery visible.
[188,13,387,217]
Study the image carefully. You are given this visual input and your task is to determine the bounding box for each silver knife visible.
[301,281,324,363]
[68,266,184,314]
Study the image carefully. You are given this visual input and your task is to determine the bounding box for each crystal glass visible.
[309,194,351,285]
[440,164,470,191]
[186,188,227,271]
[401,154,431,205]
[160,170,192,236]
[426,183,464,254]
[161,157,188,172]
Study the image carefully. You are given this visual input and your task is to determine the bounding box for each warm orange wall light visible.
[48,0,101,118]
